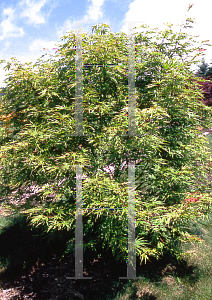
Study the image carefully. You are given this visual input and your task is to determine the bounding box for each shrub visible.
[0,17,212,266]
[190,78,212,107]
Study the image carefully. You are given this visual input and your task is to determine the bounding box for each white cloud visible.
[29,38,59,53]
[56,20,76,40]
[119,0,212,72]
[0,7,24,41]
[56,0,106,38]
[3,40,11,50]
[19,0,50,25]
[120,0,194,35]
[83,0,105,22]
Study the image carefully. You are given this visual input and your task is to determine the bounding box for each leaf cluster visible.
[0,18,212,265]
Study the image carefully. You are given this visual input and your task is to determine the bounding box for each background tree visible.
[205,63,212,79]
[194,57,212,80]
[195,57,209,78]
[191,57,212,107]
[0,19,212,265]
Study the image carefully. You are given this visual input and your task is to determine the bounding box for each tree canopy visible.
[0,20,212,265]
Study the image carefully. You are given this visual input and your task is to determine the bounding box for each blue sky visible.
[0,0,212,87]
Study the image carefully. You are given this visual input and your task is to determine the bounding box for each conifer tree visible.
[195,57,209,78]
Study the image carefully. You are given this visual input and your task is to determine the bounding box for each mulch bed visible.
[0,249,128,300]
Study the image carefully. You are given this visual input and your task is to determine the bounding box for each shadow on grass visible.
[0,213,73,281]
[106,213,212,300]
[0,212,211,299]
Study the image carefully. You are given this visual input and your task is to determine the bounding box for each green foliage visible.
[195,57,212,79]
[0,17,212,266]
[195,57,209,78]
